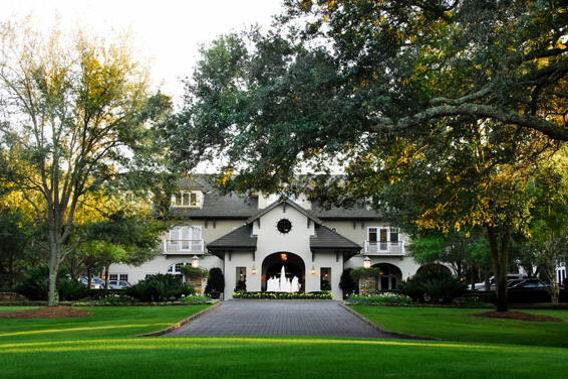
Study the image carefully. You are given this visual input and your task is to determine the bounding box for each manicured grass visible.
[0,305,566,378]
[351,305,568,348]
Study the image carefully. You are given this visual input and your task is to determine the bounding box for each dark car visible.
[508,279,552,303]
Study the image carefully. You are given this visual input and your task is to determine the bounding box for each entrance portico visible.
[207,198,361,298]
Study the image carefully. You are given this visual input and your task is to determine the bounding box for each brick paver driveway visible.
[167,300,390,338]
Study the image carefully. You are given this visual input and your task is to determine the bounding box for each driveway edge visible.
[136,302,222,337]
[339,302,437,340]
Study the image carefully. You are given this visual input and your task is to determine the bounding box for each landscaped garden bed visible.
[232,291,333,300]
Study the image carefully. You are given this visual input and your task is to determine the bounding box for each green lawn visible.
[0,305,566,378]
[350,305,568,348]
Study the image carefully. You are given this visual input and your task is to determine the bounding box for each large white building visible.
[109,177,424,298]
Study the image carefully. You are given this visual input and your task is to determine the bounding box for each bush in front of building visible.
[204,268,224,298]
[347,293,413,305]
[16,265,90,301]
[339,268,358,297]
[125,274,194,302]
[398,269,466,304]
[232,291,333,300]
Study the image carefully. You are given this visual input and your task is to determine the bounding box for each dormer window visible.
[172,191,202,208]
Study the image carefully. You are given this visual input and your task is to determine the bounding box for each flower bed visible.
[346,293,413,305]
[232,291,333,300]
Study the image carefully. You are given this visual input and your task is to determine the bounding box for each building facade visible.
[109,177,423,299]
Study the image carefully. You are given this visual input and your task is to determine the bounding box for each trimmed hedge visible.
[232,291,333,300]
[347,293,413,305]
[125,274,194,302]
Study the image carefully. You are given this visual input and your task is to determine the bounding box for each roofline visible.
[246,197,323,225]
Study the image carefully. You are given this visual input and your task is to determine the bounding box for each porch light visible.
[280,253,288,262]
[251,265,257,275]
[191,255,199,268]
[310,265,316,275]
[363,256,371,269]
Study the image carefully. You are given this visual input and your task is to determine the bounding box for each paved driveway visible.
[167,300,390,338]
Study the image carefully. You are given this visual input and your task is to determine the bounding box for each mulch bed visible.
[470,311,564,322]
[0,306,93,319]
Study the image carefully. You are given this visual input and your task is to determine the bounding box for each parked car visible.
[108,280,131,290]
[508,278,553,303]
[469,274,527,290]
[79,276,105,289]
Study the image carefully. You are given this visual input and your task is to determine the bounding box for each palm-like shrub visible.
[205,268,224,297]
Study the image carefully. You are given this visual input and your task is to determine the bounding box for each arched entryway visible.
[372,263,402,291]
[261,252,305,292]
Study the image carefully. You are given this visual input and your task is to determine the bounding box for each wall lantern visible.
[191,255,200,268]
[251,264,257,275]
[310,265,317,275]
[363,256,371,269]
[280,253,288,262]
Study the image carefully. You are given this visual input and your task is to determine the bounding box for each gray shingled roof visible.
[311,200,381,220]
[207,225,257,250]
[246,198,323,225]
[310,225,362,251]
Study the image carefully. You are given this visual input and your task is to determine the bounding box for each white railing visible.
[163,239,205,254]
[364,241,405,255]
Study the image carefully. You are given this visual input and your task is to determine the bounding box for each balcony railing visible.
[364,241,405,255]
[163,239,205,254]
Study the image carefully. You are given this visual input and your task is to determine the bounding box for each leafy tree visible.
[408,231,491,288]
[0,20,170,305]
[339,268,358,297]
[169,0,566,311]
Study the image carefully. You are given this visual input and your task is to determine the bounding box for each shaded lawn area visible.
[0,305,566,378]
[0,305,209,343]
[350,305,568,348]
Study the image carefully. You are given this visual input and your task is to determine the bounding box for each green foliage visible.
[350,267,382,280]
[15,265,90,301]
[180,266,208,280]
[234,280,247,292]
[398,270,466,304]
[125,274,194,302]
[339,268,358,296]
[0,206,31,288]
[347,293,413,306]
[204,267,224,296]
[232,291,333,300]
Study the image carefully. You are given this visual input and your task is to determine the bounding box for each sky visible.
[2,0,284,105]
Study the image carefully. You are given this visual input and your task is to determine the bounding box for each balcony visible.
[364,241,405,255]
[163,239,205,254]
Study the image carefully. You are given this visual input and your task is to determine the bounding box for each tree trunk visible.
[87,268,92,289]
[8,254,14,290]
[104,264,110,289]
[47,229,63,307]
[487,226,510,312]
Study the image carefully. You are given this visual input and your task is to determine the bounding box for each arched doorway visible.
[261,252,305,292]
[373,263,402,291]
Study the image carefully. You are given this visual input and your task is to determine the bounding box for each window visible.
[320,267,331,291]
[235,267,247,291]
[368,226,401,250]
[167,262,188,275]
[119,274,128,282]
[171,191,202,208]
[277,219,292,233]
[390,227,399,245]
[168,226,202,251]
[109,274,118,281]
[368,227,378,242]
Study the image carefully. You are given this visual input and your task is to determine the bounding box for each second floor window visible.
[168,226,202,250]
[368,227,400,245]
[172,191,201,207]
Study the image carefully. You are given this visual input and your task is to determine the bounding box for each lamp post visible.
[363,256,371,269]
[191,255,199,268]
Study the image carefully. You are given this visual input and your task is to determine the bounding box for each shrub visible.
[347,293,413,305]
[204,267,224,297]
[339,268,358,297]
[15,265,90,301]
[398,269,466,304]
[234,280,247,292]
[180,266,208,280]
[125,274,194,302]
[350,267,382,280]
[321,280,331,291]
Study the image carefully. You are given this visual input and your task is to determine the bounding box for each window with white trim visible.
[168,226,202,251]
[368,227,400,250]
[171,191,203,208]
[167,262,189,275]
